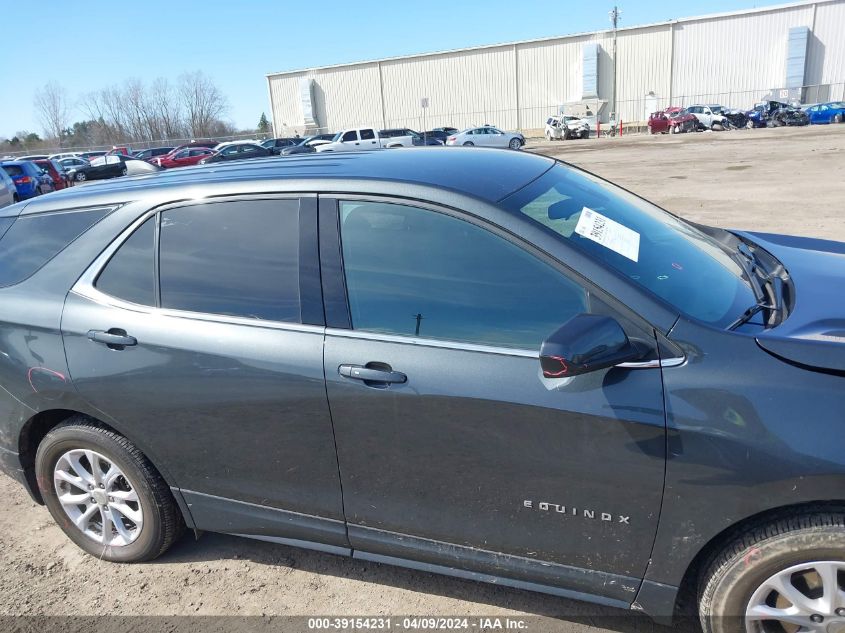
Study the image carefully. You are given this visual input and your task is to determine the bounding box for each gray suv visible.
[1,149,844,633]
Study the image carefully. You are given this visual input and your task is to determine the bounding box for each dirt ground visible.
[1,124,843,633]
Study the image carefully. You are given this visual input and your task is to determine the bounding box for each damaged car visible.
[747,101,810,128]
[647,107,697,134]
[545,116,591,140]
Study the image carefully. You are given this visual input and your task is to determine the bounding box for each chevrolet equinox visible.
[0,149,843,633]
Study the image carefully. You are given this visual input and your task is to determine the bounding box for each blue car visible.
[0,161,46,200]
[804,101,845,124]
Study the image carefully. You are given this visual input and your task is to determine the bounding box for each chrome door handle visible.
[339,364,406,384]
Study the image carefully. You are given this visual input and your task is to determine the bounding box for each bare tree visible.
[149,77,184,140]
[34,82,71,143]
[178,71,228,137]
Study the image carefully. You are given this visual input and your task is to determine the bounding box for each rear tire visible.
[698,510,845,633]
[834,113,843,124]
[508,138,522,150]
[462,141,474,146]
[75,172,86,182]
[35,417,184,563]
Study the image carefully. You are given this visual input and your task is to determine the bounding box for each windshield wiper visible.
[729,242,784,330]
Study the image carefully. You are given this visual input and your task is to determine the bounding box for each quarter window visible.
[159,199,301,322]
[339,201,587,349]
[95,217,156,305]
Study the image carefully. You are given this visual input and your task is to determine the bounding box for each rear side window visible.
[95,217,155,305]
[0,207,113,287]
[360,129,375,140]
[159,199,301,322]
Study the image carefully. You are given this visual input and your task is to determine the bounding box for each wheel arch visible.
[18,408,181,512]
[668,499,845,619]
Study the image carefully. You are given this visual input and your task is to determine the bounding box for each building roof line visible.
[266,0,837,78]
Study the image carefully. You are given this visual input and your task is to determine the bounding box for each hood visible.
[738,231,845,373]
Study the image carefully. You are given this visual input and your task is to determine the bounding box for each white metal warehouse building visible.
[266,0,845,135]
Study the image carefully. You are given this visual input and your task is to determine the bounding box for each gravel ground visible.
[1,124,843,633]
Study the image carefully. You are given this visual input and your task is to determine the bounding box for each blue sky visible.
[1,0,780,138]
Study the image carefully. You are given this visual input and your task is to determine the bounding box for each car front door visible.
[321,197,667,602]
[61,195,347,547]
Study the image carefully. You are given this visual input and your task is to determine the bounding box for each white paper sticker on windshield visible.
[574,207,640,262]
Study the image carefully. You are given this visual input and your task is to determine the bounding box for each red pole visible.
[620,119,623,137]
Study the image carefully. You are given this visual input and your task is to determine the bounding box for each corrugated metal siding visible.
[671,4,815,109]
[267,0,845,132]
[380,46,518,131]
[808,1,845,89]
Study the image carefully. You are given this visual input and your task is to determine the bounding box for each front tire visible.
[35,417,184,562]
[698,510,845,633]
[75,172,87,182]
[834,113,843,124]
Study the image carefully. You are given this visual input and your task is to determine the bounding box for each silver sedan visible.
[445,126,524,149]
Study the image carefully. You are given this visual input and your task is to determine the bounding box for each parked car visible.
[380,128,444,146]
[33,159,68,191]
[169,140,218,152]
[545,116,590,140]
[421,129,454,143]
[48,152,84,161]
[747,101,810,128]
[316,127,416,152]
[199,143,273,164]
[430,126,459,135]
[260,138,301,154]
[0,165,16,207]
[445,126,525,149]
[16,154,49,161]
[647,108,697,134]
[1,149,845,633]
[804,101,845,124]
[79,151,107,162]
[279,134,336,156]
[105,146,132,157]
[685,105,729,130]
[66,154,135,182]
[57,157,90,171]
[720,108,750,129]
[132,147,174,162]
[155,147,215,168]
[0,161,49,199]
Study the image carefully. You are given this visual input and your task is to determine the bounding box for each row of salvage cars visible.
[649,99,845,134]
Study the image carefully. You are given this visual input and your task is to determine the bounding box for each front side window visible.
[159,199,300,322]
[501,164,755,327]
[339,201,587,349]
[341,131,358,142]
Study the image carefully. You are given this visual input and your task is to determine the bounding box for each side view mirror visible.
[540,314,641,378]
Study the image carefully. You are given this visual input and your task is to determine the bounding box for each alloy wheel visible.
[745,561,845,632]
[53,449,144,547]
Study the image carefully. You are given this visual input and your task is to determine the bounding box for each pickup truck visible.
[315,127,414,152]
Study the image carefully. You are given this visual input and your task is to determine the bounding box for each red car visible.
[647,107,698,134]
[155,147,215,168]
[33,159,67,191]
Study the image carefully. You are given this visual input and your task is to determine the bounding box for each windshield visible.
[501,165,756,328]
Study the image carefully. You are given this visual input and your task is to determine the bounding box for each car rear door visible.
[61,195,347,547]
[320,196,667,602]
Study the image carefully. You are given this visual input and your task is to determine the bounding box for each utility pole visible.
[609,6,621,124]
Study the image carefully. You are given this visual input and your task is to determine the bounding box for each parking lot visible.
[1,124,843,633]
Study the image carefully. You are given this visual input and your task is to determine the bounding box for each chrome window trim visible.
[71,199,324,336]
[325,327,540,359]
[617,357,686,369]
